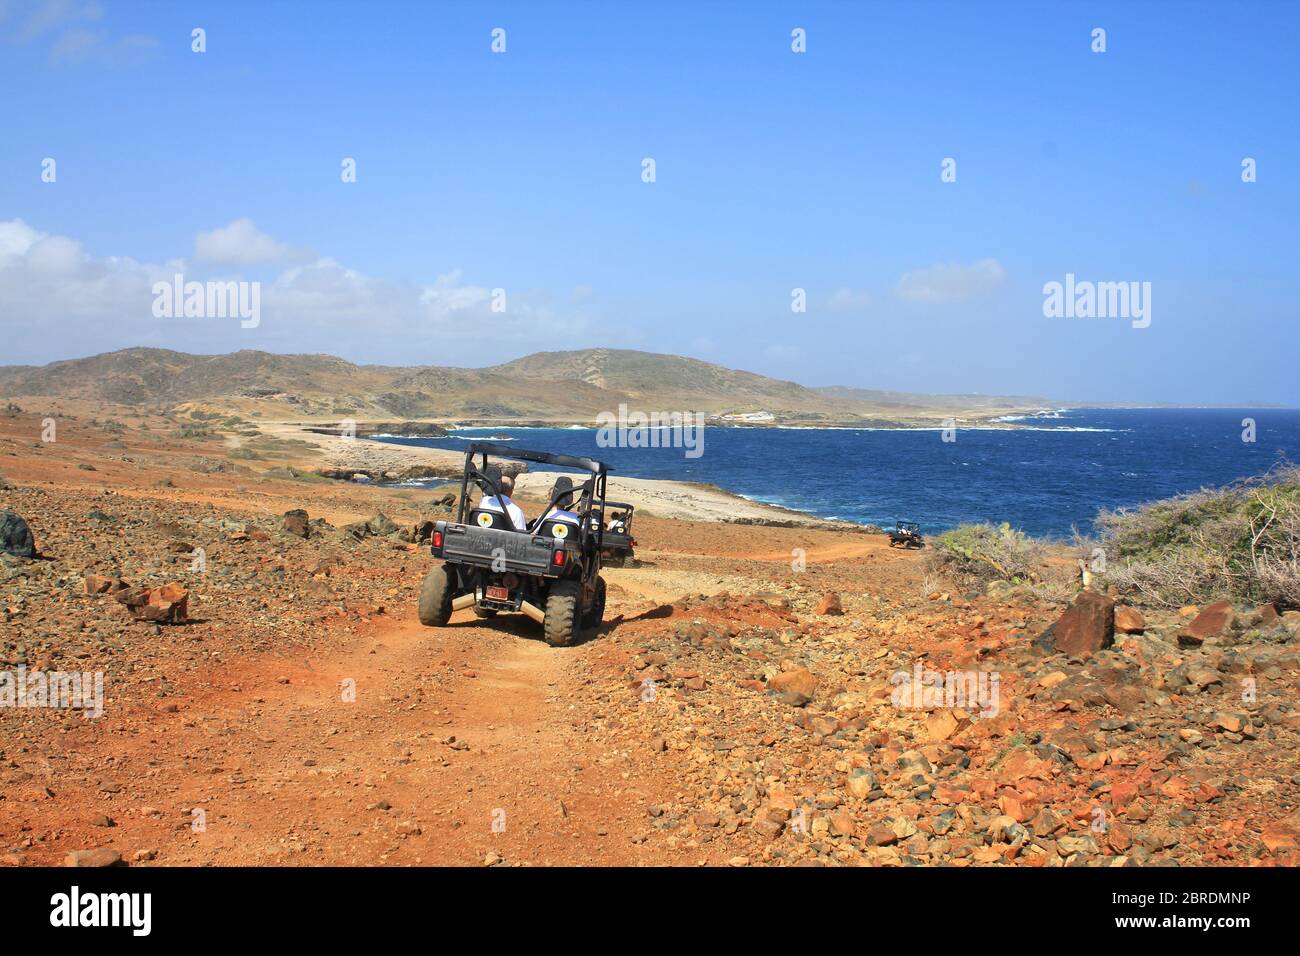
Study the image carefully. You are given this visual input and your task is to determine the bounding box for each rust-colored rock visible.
[1177,601,1235,646]
[815,592,843,616]
[282,509,310,539]
[1114,606,1145,634]
[770,667,816,706]
[1040,591,1115,657]
[1262,810,1300,853]
[115,582,189,624]
[1252,603,1280,626]
[925,709,961,742]
[829,811,856,837]
[84,573,127,595]
[64,848,123,867]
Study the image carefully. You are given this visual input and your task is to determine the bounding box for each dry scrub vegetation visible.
[1096,465,1300,609]
[926,467,1299,611]
[925,522,1046,589]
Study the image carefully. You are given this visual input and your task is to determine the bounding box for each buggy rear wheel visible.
[544,579,581,647]
[417,564,455,626]
[582,575,606,631]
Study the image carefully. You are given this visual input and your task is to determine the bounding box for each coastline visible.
[255,420,862,529]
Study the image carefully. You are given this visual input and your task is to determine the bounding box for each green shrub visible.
[926,522,1044,587]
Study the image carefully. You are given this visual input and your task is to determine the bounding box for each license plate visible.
[485,586,509,601]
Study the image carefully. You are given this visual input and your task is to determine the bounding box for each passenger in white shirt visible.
[540,476,581,527]
[479,473,527,531]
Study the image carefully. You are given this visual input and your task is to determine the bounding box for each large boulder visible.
[1038,591,1115,657]
[0,510,36,559]
[1177,601,1235,646]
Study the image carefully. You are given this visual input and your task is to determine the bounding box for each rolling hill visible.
[0,347,1053,425]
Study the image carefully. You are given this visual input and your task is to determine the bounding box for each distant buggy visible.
[888,521,924,549]
[418,442,610,647]
[598,501,637,567]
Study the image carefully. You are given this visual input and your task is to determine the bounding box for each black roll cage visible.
[454,442,612,545]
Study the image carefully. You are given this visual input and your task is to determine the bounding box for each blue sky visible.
[1,0,1296,404]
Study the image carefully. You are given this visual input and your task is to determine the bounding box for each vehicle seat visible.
[469,508,515,531]
[538,510,580,540]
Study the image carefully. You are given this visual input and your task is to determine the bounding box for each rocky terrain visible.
[1,404,1298,867]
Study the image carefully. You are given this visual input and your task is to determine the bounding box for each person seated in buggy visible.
[535,475,581,531]
[476,469,527,531]
[606,508,629,535]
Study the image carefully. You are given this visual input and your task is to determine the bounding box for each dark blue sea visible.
[371,408,1300,539]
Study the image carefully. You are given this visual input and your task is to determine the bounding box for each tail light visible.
[552,548,566,567]
[431,530,443,549]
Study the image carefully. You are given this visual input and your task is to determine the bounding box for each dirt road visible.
[4,598,694,866]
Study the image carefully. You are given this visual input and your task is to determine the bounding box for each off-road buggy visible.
[888,520,924,549]
[418,442,609,646]
[597,501,637,567]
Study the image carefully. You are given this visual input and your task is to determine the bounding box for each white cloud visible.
[0,218,586,362]
[194,218,312,266]
[418,269,493,317]
[0,218,43,259]
[896,258,1007,303]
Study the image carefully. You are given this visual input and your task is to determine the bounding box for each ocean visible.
[370,408,1300,539]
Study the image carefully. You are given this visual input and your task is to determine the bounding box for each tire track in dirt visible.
[3,603,663,866]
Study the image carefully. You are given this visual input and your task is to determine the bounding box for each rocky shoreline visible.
[257,420,864,529]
